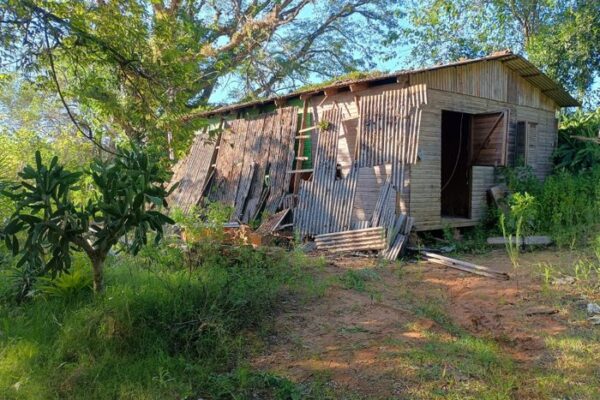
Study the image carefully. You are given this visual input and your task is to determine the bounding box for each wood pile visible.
[255,208,290,236]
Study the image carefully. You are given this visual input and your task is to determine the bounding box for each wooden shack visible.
[169,50,578,249]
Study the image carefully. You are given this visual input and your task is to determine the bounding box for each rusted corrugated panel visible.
[243,112,277,221]
[314,227,386,252]
[358,84,427,188]
[209,119,243,204]
[381,216,414,260]
[167,129,218,213]
[293,108,359,236]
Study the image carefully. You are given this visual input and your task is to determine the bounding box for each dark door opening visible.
[441,110,471,218]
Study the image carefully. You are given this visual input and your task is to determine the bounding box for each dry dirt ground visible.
[253,248,600,399]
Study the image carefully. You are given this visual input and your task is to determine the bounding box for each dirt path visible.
[253,249,599,399]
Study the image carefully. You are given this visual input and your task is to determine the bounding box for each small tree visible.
[1,146,175,293]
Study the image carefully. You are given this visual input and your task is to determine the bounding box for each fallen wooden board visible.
[420,251,509,280]
[487,236,553,246]
[255,208,290,236]
[382,215,413,261]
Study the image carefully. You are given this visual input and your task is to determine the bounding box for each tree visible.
[398,0,599,101]
[1,146,175,294]
[0,0,402,155]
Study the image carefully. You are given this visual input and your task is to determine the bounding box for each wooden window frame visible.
[514,120,538,166]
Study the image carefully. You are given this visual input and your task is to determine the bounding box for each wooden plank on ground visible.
[420,251,509,280]
[487,236,553,246]
[255,208,290,236]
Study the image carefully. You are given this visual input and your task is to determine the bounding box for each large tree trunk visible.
[91,254,106,293]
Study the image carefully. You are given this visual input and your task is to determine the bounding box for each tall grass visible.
[499,163,600,248]
[0,241,318,399]
[537,167,600,246]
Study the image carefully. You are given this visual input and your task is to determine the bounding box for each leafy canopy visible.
[398,0,599,102]
[0,0,403,154]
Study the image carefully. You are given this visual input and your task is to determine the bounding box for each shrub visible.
[554,109,600,172]
[498,164,600,247]
[1,145,174,295]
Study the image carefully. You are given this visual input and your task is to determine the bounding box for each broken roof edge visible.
[187,50,580,120]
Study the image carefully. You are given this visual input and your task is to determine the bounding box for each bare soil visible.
[253,248,599,399]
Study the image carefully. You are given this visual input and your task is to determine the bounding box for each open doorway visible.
[441,110,471,218]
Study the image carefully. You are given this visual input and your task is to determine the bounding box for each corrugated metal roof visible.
[192,50,580,118]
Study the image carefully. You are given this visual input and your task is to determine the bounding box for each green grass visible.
[0,242,322,399]
[339,268,380,292]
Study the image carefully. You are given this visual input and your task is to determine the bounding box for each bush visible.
[0,241,317,399]
[537,166,600,246]
[554,109,600,172]
[498,165,600,247]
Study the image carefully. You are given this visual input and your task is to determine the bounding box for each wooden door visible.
[471,110,509,166]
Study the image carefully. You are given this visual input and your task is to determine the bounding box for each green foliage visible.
[0,0,403,153]
[37,257,93,300]
[88,146,175,255]
[554,108,600,172]
[1,146,174,295]
[399,0,599,103]
[499,164,542,195]
[339,268,380,292]
[441,225,491,254]
[536,167,600,246]
[0,242,318,399]
[0,152,14,222]
[498,164,600,248]
[506,192,538,236]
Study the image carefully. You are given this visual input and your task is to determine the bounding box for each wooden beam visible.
[298,125,318,133]
[286,168,314,174]
[274,98,287,108]
[396,75,409,87]
[324,87,340,97]
[349,82,369,93]
[299,92,317,100]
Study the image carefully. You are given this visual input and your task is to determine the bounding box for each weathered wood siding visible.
[352,164,392,223]
[410,60,557,112]
[412,88,558,230]
[300,60,558,231]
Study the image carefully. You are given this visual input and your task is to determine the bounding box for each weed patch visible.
[339,268,380,292]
